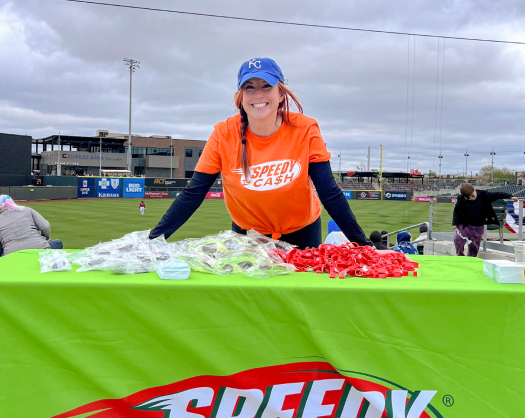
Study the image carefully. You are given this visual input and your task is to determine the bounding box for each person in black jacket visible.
[452,183,517,256]
[369,230,388,250]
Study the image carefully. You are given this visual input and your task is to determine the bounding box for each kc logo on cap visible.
[248,59,261,69]
[237,57,284,89]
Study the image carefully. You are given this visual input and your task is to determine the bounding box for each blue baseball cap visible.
[237,58,284,90]
[327,220,341,234]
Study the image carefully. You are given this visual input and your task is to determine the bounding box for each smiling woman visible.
[150,58,371,249]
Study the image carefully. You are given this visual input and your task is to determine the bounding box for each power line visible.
[60,0,525,45]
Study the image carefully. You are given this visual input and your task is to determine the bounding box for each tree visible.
[479,165,496,176]
[493,167,514,180]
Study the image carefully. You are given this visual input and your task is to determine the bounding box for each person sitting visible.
[413,224,428,243]
[324,220,350,246]
[380,230,389,247]
[0,195,63,257]
[392,231,418,255]
[369,230,388,250]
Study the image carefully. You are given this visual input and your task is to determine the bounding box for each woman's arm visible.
[149,171,220,239]
[30,208,51,239]
[309,162,372,246]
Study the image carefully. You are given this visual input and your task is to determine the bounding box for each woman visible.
[0,195,63,256]
[150,57,370,249]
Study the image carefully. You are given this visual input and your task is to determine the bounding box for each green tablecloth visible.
[1,250,524,417]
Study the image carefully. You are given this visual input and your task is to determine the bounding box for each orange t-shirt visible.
[195,112,331,238]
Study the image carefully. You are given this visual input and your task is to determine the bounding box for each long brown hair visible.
[233,82,303,182]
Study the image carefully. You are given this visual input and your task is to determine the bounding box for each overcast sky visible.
[1,0,524,175]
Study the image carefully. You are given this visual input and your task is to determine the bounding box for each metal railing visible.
[381,222,430,248]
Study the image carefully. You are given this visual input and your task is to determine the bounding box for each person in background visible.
[0,195,63,257]
[324,220,350,246]
[452,183,517,257]
[369,230,388,250]
[413,224,428,243]
[380,230,389,247]
[139,200,146,216]
[392,231,418,255]
[150,57,371,250]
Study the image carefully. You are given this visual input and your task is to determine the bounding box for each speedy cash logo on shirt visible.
[51,362,441,418]
[234,159,301,191]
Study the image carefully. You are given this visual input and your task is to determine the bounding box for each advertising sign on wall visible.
[77,177,95,198]
[145,191,169,198]
[384,191,407,201]
[146,178,191,187]
[97,177,121,198]
[205,192,224,199]
[342,191,352,200]
[123,178,145,198]
[356,191,381,200]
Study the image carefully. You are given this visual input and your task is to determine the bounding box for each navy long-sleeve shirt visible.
[150,161,371,246]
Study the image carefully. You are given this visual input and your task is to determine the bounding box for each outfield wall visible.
[5,186,77,201]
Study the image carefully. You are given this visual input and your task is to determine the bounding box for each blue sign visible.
[97,177,121,198]
[77,177,95,198]
[123,178,145,198]
[384,191,407,201]
[342,191,352,200]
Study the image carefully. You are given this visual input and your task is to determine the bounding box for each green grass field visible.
[23,199,454,249]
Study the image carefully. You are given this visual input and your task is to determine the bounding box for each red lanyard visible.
[270,243,419,279]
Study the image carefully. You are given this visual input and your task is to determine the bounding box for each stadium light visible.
[438,155,443,177]
[124,58,140,174]
[338,150,342,182]
[99,136,102,176]
[464,149,470,180]
[57,131,61,177]
[490,147,496,183]
[170,137,173,177]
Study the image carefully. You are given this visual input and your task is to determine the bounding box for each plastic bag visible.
[39,250,72,273]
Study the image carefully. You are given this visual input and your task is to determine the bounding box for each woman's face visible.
[241,78,284,123]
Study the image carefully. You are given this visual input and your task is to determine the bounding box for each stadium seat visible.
[486,199,507,243]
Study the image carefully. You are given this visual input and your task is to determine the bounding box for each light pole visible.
[464,149,469,180]
[490,147,496,183]
[438,154,443,177]
[170,137,173,178]
[99,136,102,176]
[123,58,140,174]
[57,131,61,176]
[338,150,342,183]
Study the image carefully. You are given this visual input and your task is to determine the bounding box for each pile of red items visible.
[271,243,419,279]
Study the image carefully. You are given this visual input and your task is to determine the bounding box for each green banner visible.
[0,251,524,417]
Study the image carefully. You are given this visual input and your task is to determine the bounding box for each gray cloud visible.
[1,0,524,175]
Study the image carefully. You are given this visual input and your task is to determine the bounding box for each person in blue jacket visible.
[392,231,418,255]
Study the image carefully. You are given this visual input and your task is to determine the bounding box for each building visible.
[32,131,207,178]
[0,133,33,186]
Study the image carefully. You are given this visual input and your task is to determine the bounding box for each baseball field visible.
[22,199,454,249]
